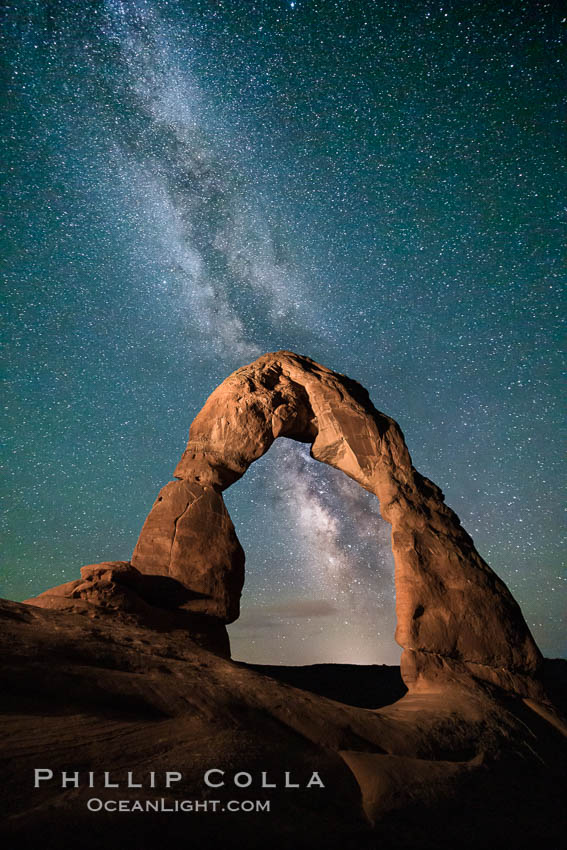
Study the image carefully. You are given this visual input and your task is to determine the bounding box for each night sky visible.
[2,0,565,665]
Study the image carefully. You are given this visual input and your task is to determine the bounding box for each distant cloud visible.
[234,598,337,631]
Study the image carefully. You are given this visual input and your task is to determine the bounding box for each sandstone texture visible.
[0,599,565,850]
[24,560,230,657]
[131,480,244,622]
[130,350,543,697]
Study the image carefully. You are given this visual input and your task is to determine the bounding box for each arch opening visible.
[223,438,398,666]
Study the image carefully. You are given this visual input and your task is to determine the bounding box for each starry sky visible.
[2,0,565,665]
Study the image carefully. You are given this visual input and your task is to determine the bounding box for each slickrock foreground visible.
[4,351,565,849]
[0,599,565,850]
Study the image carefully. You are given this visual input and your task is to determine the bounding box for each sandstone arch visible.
[131,351,542,697]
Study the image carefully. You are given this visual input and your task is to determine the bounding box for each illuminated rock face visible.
[131,480,244,623]
[131,350,543,697]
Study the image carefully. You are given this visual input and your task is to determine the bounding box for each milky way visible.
[2,0,565,663]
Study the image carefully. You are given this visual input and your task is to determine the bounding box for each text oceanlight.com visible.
[86,798,270,813]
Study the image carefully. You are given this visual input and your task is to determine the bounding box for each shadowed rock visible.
[24,561,230,656]
[1,597,565,850]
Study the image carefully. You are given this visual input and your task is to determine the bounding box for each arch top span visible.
[132,351,543,698]
[173,350,403,496]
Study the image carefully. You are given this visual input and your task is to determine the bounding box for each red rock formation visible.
[25,350,542,697]
[131,480,244,622]
[131,351,542,697]
[24,561,231,657]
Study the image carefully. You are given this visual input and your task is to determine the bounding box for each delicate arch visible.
[132,351,542,696]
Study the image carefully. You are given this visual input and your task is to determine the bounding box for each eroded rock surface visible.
[25,350,543,698]
[133,350,542,697]
[1,598,565,850]
[131,480,244,622]
[24,561,230,657]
